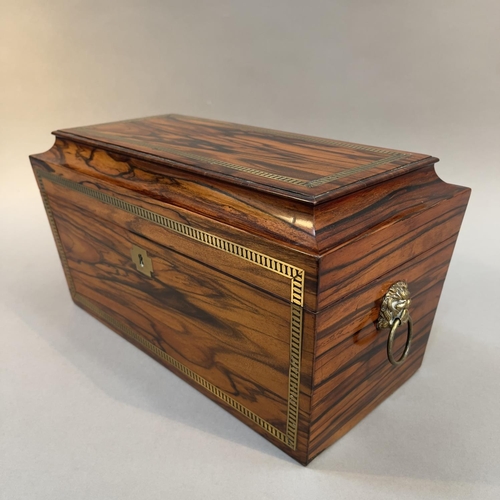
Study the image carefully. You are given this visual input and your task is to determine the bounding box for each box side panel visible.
[309,213,468,462]
[33,164,315,464]
[314,165,467,252]
[317,181,471,312]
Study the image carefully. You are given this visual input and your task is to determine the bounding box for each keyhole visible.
[138,254,144,267]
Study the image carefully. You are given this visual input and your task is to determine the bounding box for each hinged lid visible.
[54,114,434,204]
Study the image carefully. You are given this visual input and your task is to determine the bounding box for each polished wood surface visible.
[309,236,461,462]
[34,165,316,463]
[31,116,470,465]
[33,140,452,256]
[317,187,471,310]
[34,159,319,311]
[51,192,312,430]
[55,114,432,203]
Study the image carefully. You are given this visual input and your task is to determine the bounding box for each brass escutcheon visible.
[377,281,413,366]
[130,245,153,277]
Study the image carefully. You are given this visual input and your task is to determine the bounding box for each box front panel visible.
[35,167,313,462]
[32,156,318,310]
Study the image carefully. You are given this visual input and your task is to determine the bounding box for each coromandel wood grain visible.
[31,114,470,464]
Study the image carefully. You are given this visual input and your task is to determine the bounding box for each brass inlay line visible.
[36,169,304,449]
[305,153,408,187]
[75,293,289,444]
[65,127,410,189]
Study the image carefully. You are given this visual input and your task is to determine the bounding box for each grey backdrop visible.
[1,1,499,499]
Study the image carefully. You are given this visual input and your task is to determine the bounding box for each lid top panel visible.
[56,114,432,203]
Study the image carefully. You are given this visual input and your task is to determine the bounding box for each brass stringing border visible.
[37,169,304,450]
[66,126,410,189]
[75,293,289,444]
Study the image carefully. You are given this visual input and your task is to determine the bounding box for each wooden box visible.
[31,115,470,465]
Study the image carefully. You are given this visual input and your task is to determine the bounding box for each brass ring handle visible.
[377,281,413,367]
[387,315,413,366]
